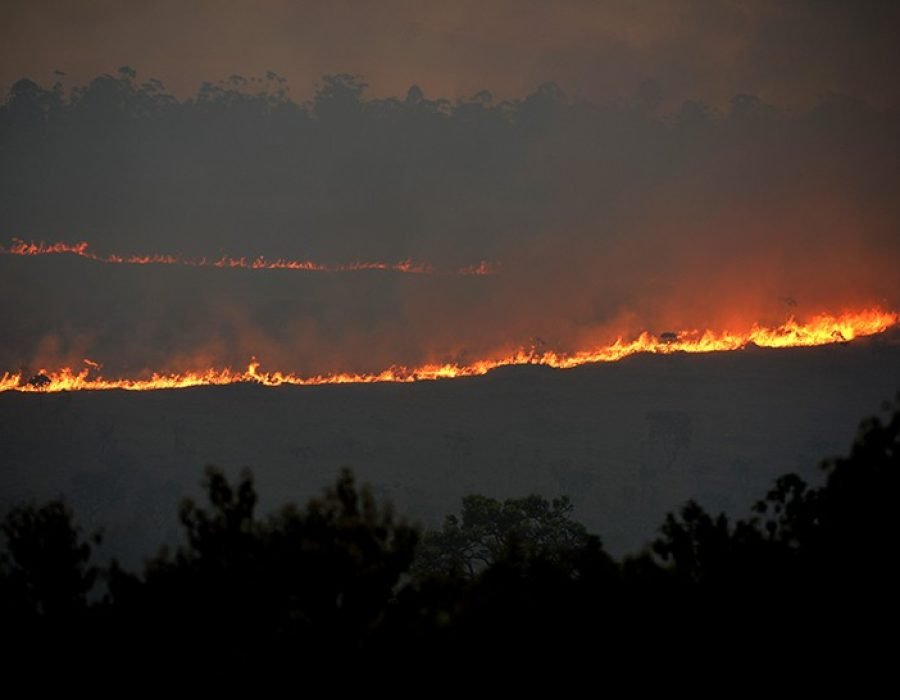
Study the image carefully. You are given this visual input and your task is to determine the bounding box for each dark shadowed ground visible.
[3,329,898,567]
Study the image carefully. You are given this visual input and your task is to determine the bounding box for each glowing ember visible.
[0,239,493,276]
[1,309,895,393]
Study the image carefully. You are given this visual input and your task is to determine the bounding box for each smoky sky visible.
[1,2,899,377]
[3,1,900,109]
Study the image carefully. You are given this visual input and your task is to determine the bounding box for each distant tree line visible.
[2,67,893,266]
[1,396,897,674]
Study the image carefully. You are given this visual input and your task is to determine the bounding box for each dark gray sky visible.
[3,0,900,108]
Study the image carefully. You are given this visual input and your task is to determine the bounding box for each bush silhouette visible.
[1,395,897,670]
[0,499,99,620]
[110,466,418,667]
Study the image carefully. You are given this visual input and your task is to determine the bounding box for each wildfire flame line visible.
[1,309,895,393]
[0,239,493,276]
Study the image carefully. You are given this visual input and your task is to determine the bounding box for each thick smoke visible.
[1,71,898,376]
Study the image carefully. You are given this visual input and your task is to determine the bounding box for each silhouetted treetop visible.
[119,466,418,663]
[414,492,600,578]
[2,395,898,671]
[646,394,900,597]
[0,500,100,619]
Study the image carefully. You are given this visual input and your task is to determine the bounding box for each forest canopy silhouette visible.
[2,395,897,670]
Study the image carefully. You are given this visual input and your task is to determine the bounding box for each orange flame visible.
[1,308,895,393]
[0,239,494,276]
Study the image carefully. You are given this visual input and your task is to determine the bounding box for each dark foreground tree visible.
[109,466,418,669]
[401,492,618,661]
[631,394,900,656]
[413,493,599,577]
[1,395,897,674]
[0,499,102,673]
[648,395,900,588]
[0,499,100,620]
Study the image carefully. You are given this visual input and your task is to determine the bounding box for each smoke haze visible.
[1,3,899,377]
[3,1,900,108]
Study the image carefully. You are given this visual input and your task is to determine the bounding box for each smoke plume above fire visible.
[1,69,899,385]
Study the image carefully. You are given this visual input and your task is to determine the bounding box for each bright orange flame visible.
[0,239,494,276]
[1,308,895,393]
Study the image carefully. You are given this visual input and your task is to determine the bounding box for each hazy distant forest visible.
[3,65,898,269]
[3,67,900,377]
[1,395,896,671]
